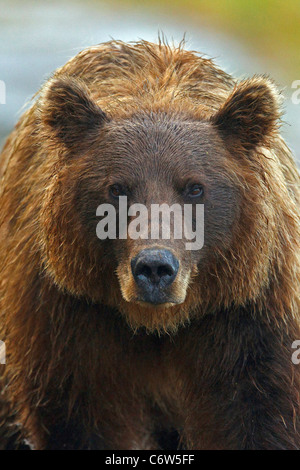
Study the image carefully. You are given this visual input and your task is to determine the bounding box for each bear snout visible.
[131,248,179,304]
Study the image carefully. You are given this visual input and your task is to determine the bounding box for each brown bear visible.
[0,39,299,450]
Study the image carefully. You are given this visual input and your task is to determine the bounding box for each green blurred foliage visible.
[109,0,300,80]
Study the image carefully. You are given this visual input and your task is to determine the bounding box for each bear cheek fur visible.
[40,158,121,306]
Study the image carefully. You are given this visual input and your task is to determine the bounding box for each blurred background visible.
[0,0,299,163]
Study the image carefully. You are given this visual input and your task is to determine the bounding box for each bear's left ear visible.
[211,77,281,151]
[38,76,109,149]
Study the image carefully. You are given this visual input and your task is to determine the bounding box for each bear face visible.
[38,75,281,332]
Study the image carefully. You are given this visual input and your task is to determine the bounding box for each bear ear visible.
[38,76,109,149]
[211,77,281,152]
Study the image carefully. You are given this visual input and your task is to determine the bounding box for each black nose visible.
[131,249,179,303]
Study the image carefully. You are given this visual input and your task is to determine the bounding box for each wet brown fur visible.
[0,39,299,449]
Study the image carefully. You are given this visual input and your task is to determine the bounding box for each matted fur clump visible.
[0,39,299,449]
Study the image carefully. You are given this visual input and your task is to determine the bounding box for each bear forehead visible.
[97,112,228,174]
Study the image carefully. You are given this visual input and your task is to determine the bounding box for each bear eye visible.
[109,184,126,199]
[186,184,204,198]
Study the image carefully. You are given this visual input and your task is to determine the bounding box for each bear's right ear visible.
[38,76,109,149]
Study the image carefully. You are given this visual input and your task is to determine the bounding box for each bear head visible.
[37,75,281,332]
